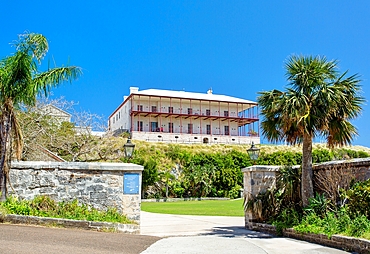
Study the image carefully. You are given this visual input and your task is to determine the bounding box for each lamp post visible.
[123,138,135,160]
[247,142,260,165]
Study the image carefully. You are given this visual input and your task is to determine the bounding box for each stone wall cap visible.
[313,157,370,170]
[241,165,281,172]
[11,161,144,171]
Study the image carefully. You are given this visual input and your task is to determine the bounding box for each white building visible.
[109,87,260,144]
[38,105,72,123]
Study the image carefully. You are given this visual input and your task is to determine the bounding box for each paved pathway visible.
[140,211,349,254]
[0,212,352,253]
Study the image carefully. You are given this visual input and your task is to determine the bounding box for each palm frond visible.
[33,66,82,101]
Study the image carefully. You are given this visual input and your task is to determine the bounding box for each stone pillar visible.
[241,165,280,228]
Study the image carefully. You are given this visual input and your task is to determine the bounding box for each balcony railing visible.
[130,109,258,125]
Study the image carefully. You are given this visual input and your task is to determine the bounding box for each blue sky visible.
[1,1,370,146]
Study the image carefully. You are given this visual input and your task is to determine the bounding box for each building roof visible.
[133,88,257,104]
[39,104,72,117]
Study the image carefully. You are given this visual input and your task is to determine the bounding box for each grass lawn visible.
[141,198,244,217]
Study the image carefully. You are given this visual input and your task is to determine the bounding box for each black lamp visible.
[124,138,135,159]
[247,142,260,163]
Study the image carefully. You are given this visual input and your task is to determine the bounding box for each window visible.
[137,105,143,111]
[206,109,211,116]
[224,111,229,117]
[168,123,174,133]
[168,106,173,113]
[151,106,157,112]
[224,126,230,135]
[187,123,193,134]
[137,121,143,131]
[150,122,158,132]
[188,108,193,114]
[206,124,211,135]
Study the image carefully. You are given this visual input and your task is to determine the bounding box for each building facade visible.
[109,87,260,144]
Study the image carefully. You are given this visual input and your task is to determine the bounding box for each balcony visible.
[130,109,258,126]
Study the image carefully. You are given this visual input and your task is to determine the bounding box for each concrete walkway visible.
[140,211,349,254]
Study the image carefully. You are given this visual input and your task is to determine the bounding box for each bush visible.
[228,185,242,199]
[342,179,370,219]
[258,151,302,166]
[295,208,370,239]
[304,193,331,217]
[345,215,370,237]
[312,149,334,163]
[273,207,301,235]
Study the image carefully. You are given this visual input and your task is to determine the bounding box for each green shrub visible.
[345,215,370,237]
[258,151,302,166]
[2,196,31,215]
[312,149,334,163]
[244,187,278,222]
[273,207,301,235]
[294,206,370,239]
[343,179,370,219]
[172,182,185,198]
[304,193,331,217]
[228,185,242,199]
[294,212,324,235]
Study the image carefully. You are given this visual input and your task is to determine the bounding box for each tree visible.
[258,55,364,206]
[0,32,81,200]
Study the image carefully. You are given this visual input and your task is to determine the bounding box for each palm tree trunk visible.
[301,133,314,207]
[0,111,12,201]
[0,123,7,201]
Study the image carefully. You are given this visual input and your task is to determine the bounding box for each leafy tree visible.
[19,97,115,162]
[0,32,81,200]
[258,55,364,206]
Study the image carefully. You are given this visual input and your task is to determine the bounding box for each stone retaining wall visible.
[8,161,143,222]
[247,222,370,254]
[4,214,139,234]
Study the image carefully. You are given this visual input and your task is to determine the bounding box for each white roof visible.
[132,88,257,104]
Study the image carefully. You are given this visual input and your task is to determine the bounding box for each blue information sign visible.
[124,173,140,194]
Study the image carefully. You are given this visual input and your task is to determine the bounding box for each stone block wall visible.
[9,161,143,222]
[313,158,370,183]
[242,157,370,227]
[249,222,370,254]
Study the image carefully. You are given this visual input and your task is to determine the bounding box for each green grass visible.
[141,199,244,216]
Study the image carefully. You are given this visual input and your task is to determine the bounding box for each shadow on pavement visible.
[199,226,273,238]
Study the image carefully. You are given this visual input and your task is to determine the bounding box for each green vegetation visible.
[129,142,369,199]
[0,196,133,224]
[245,165,370,240]
[141,199,244,216]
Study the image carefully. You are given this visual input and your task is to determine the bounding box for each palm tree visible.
[258,55,364,207]
[0,32,81,200]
